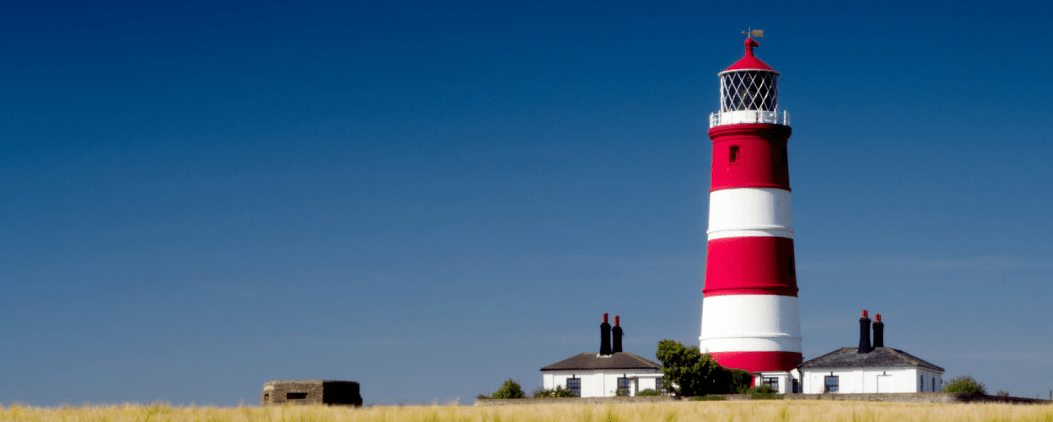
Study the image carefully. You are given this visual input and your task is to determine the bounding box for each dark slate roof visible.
[540,352,662,371]
[799,347,944,372]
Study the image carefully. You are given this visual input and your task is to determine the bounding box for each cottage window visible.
[617,377,631,396]
[824,376,839,393]
[920,376,924,392]
[763,377,779,392]
[792,379,799,394]
[567,378,581,397]
[932,378,936,392]
[655,377,665,393]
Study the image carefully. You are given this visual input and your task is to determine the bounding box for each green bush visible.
[531,385,576,398]
[655,340,734,396]
[656,340,768,395]
[744,385,781,400]
[942,376,987,396]
[491,379,525,399]
[746,385,776,394]
[729,369,753,394]
[635,389,662,396]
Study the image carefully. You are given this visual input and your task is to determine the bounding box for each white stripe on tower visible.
[708,188,793,240]
[699,295,801,352]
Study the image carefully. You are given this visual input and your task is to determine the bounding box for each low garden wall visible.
[785,393,1050,404]
[475,396,676,406]
[477,393,1051,406]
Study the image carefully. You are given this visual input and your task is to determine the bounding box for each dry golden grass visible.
[2,401,1052,422]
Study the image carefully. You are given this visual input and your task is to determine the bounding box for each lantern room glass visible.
[720,70,780,112]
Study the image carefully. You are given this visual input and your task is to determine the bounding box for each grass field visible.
[3,401,1053,422]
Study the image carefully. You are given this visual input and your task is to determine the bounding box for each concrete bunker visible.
[261,380,362,406]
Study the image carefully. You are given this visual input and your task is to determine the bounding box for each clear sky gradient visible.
[2,0,1052,406]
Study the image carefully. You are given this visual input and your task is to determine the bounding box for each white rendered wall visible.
[707,188,793,240]
[635,375,663,393]
[699,295,802,353]
[800,368,943,394]
[542,369,663,397]
[801,368,908,394]
[917,369,944,392]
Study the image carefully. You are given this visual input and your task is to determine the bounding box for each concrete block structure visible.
[261,380,362,406]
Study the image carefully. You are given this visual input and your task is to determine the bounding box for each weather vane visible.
[741,28,765,39]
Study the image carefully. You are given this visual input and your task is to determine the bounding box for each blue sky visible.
[2,0,1052,406]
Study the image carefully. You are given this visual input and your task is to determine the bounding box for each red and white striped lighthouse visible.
[698,35,802,374]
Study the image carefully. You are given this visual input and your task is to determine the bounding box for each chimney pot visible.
[612,316,623,353]
[862,309,868,318]
[858,311,872,353]
[614,316,619,327]
[600,313,612,355]
[872,313,885,348]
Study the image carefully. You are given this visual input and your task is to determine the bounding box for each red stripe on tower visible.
[709,124,791,192]
[699,36,803,374]
[704,237,797,297]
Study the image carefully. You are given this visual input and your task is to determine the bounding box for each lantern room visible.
[710,38,789,127]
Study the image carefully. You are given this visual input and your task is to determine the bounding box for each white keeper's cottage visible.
[798,347,944,394]
[797,311,944,394]
[540,314,664,397]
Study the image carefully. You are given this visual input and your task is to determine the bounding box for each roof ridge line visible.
[886,348,921,366]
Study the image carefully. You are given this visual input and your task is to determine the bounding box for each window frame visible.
[617,377,631,396]
[762,377,779,392]
[824,375,839,393]
[566,377,581,397]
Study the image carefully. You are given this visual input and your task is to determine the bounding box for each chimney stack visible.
[612,316,623,353]
[872,313,884,349]
[600,313,612,355]
[858,310,871,354]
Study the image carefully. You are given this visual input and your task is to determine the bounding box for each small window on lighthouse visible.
[788,257,795,276]
[729,145,740,163]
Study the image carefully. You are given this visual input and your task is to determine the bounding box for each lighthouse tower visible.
[698,36,802,378]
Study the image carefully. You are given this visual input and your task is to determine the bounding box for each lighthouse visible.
[698,35,803,382]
